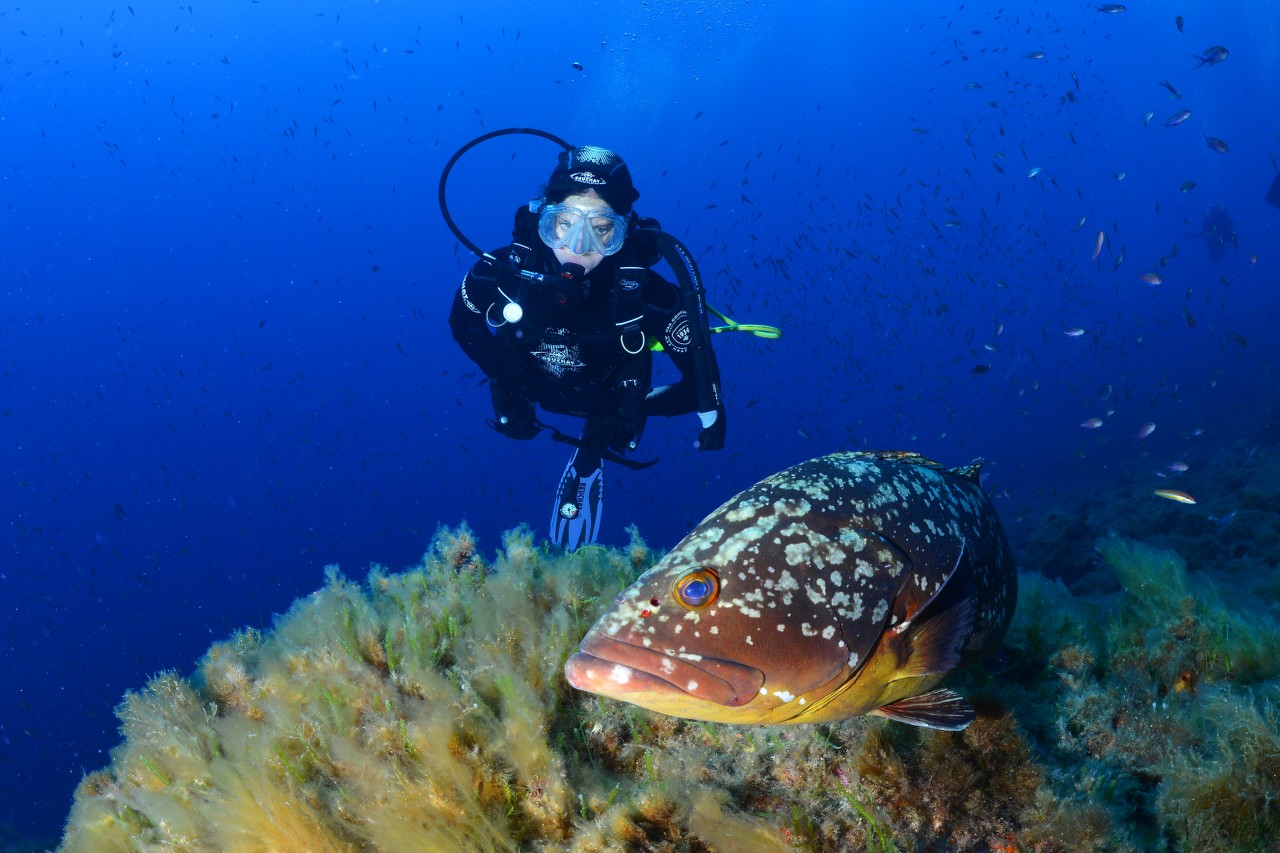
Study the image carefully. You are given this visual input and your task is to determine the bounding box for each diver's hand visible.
[695,407,725,451]
[488,378,539,440]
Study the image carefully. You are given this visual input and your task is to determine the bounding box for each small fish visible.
[1063,327,1086,337]
[1028,166,1044,178]
[1154,489,1197,505]
[1071,215,1087,231]
[1091,229,1106,261]
[565,451,1017,730]
[1113,171,1126,181]
[1249,253,1258,265]
[1204,135,1229,153]
[1143,111,1155,127]
[911,127,931,134]
[1165,461,1189,473]
[1165,109,1192,127]
[964,82,984,90]
[1024,51,1046,60]
[1179,180,1197,193]
[571,61,584,71]
[1081,417,1104,429]
[1158,80,1182,99]
[1194,45,1229,67]
[1095,3,1126,11]
[1176,15,1184,33]
[1138,272,1163,285]
[1136,422,1156,438]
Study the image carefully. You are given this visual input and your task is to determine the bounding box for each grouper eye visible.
[673,568,719,610]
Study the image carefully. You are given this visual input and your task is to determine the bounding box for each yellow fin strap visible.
[708,305,782,340]
[649,305,782,351]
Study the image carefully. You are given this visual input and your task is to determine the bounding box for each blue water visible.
[2,0,1277,841]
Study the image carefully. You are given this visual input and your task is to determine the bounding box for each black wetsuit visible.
[449,210,720,454]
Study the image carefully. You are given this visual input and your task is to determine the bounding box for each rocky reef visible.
[59,446,1280,852]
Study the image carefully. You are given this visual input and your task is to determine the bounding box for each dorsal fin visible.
[946,458,984,484]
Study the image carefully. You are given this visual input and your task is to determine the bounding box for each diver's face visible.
[551,192,613,274]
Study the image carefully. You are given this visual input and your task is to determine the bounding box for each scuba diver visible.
[1201,204,1237,262]
[444,130,736,551]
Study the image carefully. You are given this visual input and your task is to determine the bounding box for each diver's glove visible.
[694,407,726,451]
[488,377,539,440]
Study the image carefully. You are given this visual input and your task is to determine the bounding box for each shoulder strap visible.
[614,266,647,354]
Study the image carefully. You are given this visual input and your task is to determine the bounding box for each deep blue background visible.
[2,0,1277,840]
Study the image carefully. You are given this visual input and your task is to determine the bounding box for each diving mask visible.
[537,203,627,257]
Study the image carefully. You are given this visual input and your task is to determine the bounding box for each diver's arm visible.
[448,261,513,379]
[642,311,726,450]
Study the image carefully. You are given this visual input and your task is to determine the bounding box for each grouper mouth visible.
[565,633,765,708]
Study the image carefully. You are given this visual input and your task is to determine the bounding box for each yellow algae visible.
[60,522,1278,852]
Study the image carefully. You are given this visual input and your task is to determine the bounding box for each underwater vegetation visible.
[59,451,1280,852]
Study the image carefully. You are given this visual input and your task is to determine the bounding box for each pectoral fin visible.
[892,596,977,679]
[888,540,977,679]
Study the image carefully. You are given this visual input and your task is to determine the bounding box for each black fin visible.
[873,687,976,731]
[550,447,604,552]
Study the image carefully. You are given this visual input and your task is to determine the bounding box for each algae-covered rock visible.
[57,519,1279,852]
[56,524,1053,852]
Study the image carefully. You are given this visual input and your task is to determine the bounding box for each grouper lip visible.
[565,633,765,708]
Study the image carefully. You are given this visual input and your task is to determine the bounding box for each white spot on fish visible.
[822,625,836,640]
[784,542,810,566]
[773,690,796,702]
[609,665,631,684]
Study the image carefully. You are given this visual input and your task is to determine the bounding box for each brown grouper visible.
[564,451,1016,730]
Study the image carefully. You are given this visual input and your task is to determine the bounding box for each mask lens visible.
[538,204,626,256]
